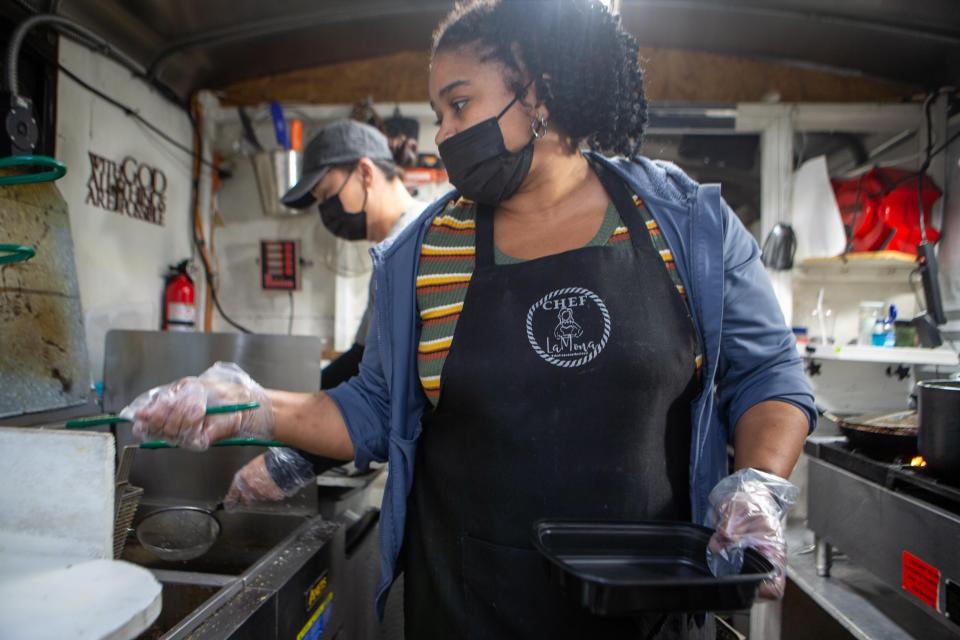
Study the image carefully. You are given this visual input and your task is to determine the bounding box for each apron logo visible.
[526,287,611,367]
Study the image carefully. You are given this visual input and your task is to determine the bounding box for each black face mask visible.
[318,167,367,241]
[437,84,535,205]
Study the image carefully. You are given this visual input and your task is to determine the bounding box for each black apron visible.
[403,167,712,639]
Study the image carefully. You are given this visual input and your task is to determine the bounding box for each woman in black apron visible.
[404,2,806,637]
[127,2,812,637]
[409,4,708,632]
[410,2,697,637]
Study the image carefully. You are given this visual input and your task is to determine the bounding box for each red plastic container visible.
[833,168,941,255]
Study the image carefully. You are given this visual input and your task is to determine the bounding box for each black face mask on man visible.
[317,166,368,241]
[437,81,545,205]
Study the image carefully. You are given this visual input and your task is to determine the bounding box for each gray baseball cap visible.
[281,119,394,209]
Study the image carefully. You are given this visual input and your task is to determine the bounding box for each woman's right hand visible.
[120,361,273,451]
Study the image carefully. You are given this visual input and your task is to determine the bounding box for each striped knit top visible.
[416,191,702,406]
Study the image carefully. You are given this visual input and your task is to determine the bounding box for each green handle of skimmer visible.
[205,402,260,415]
[139,437,284,449]
[0,155,67,186]
[65,402,261,429]
[65,414,133,428]
[0,244,35,265]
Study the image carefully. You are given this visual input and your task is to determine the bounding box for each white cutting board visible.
[0,427,113,557]
[0,427,160,639]
[0,557,161,640]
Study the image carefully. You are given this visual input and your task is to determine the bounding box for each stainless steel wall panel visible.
[102,330,324,506]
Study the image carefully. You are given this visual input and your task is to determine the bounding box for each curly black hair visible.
[432,0,647,156]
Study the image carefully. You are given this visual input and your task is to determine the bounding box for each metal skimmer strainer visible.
[135,503,224,562]
[63,402,286,561]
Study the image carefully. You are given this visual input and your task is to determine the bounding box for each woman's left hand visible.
[225,454,287,509]
[705,468,799,599]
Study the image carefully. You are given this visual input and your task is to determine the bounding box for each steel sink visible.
[123,507,343,639]
[137,576,230,639]
[123,506,310,575]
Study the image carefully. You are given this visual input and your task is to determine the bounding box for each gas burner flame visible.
[909,455,927,468]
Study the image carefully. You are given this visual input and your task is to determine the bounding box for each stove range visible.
[805,439,960,636]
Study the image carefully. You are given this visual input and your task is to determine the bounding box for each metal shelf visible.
[794,252,917,283]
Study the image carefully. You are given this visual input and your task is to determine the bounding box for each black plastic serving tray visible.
[532,520,775,615]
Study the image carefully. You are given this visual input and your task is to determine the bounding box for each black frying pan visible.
[828,410,918,456]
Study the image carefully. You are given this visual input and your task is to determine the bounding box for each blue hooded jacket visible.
[327,153,817,616]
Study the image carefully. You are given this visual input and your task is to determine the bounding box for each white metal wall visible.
[55,38,199,385]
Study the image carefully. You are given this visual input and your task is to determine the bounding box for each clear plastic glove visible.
[706,468,799,600]
[119,361,273,451]
[223,449,316,510]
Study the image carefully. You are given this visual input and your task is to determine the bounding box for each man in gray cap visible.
[282,118,421,245]
[226,119,427,506]
[285,119,425,384]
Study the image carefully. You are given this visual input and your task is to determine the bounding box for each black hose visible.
[6,14,145,95]
[56,63,217,170]
[238,107,263,152]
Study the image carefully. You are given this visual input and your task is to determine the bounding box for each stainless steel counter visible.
[129,463,389,638]
[142,514,344,639]
[786,526,959,639]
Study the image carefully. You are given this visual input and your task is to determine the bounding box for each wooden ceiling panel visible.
[215,47,916,106]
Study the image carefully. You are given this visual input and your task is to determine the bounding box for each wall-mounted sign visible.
[85,152,167,226]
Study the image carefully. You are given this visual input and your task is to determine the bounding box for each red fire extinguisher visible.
[163,260,196,331]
